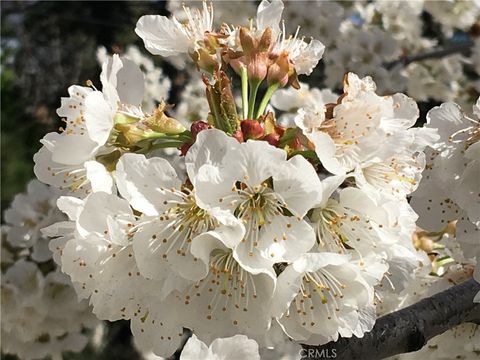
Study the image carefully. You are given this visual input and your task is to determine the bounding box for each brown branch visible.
[302,278,480,360]
[384,40,474,70]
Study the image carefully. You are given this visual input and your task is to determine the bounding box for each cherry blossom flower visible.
[186,129,321,272]
[33,55,146,197]
[116,153,245,283]
[272,253,375,345]
[136,2,214,58]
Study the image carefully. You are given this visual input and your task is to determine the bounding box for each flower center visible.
[182,249,259,325]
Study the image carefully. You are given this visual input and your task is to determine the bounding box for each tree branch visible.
[302,278,480,360]
[384,40,474,70]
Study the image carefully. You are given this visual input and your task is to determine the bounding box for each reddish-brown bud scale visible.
[263,133,280,147]
[180,143,192,156]
[232,130,244,143]
[291,137,303,150]
[190,121,210,139]
[241,120,264,140]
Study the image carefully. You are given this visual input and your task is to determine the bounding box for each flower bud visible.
[241,120,264,140]
[191,121,210,139]
[247,55,268,82]
[267,52,290,87]
[239,27,255,55]
[258,28,272,52]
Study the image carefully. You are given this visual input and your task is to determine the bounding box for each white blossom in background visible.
[379,235,479,360]
[370,0,425,50]
[1,182,99,360]
[15,0,480,359]
[4,180,63,262]
[405,55,468,104]
[167,0,255,28]
[424,0,480,36]
[471,38,480,76]
[271,83,337,128]
[283,1,345,47]
[173,77,210,123]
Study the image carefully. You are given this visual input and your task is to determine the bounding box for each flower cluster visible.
[1,181,99,360]
[24,1,448,358]
[411,98,480,301]
[164,0,480,108]
[0,1,476,359]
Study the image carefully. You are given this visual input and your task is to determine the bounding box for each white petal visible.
[292,39,325,76]
[84,91,115,146]
[57,196,84,221]
[76,192,134,244]
[452,160,480,223]
[85,160,113,194]
[256,0,284,37]
[185,128,240,182]
[42,132,99,166]
[116,153,182,216]
[179,334,211,360]
[309,131,345,175]
[135,15,191,57]
[101,55,145,105]
[259,215,315,264]
[273,155,322,216]
[210,335,260,360]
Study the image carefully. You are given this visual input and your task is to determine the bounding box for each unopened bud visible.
[247,55,268,82]
[267,52,290,86]
[239,27,255,55]
[258,28,272,52]
[241,119,264,140]
[191,121,210,139]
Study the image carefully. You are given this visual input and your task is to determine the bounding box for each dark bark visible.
[302,278,480,360]
[384,40,474,70]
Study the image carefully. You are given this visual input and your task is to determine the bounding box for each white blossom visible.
[136,2,214,57]
[180,334,260,360]
[33,55,147,197]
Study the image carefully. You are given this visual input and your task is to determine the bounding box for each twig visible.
[302,278,480,360]
[384,40,474,70]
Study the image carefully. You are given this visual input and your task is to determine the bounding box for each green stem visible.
[247,79,261,119]
[255,82,279,119]
[241,67,249,120]
[139,141,184,153]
